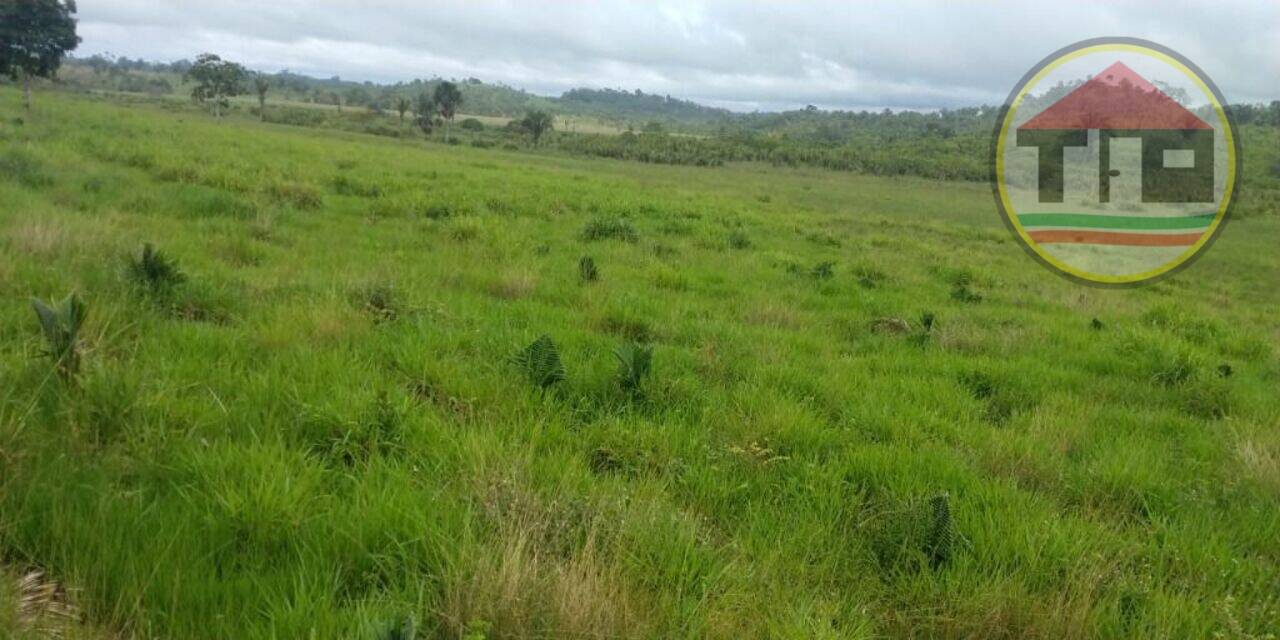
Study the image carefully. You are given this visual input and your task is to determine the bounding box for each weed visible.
[853,265,886,288]
[330,174,383,198]
[810,261,835,280]
[580,217,638,243]
[871,317,912,335]
[352,283,401,323]
[728,230,752,250]
[378,614,416,640]
[951,282,983,303]
[264,180,322,209]
[578,256,599,283]
[920,312,936,333]
[423,202,452,219]
[0,148,54,188]
[31,294,87,382]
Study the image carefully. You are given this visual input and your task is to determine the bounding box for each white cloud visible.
[74,0,1280,112]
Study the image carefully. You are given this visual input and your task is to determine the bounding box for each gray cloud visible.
[75,1,1280,112]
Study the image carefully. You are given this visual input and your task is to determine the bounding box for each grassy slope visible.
[0,89,1277,639]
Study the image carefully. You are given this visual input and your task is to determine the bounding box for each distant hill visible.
[59,55,731,130]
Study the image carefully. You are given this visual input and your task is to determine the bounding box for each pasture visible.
[0,88,1277,638]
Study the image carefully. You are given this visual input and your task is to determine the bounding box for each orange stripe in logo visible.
[1027,230,1202,247]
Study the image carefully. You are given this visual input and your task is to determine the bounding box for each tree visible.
[394,96,410,127]
[185,53,246,118]
[0,0,80,110]
[253,74,270,122]
[433,80,462,143]
[520,110,554,145]
[414,92,435,136]
[344,86,370,110]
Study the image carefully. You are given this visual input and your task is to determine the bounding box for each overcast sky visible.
[74,1,1280,112]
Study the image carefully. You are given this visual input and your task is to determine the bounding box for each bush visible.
[460,118,484,131]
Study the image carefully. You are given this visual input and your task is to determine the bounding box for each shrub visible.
[580,217,638,243]
[126,243,185,297]
[460,118,484,131]
[32,294,87,382]
[510,335,566,390]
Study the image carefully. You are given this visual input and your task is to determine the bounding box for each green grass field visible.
[1,88,1278,639]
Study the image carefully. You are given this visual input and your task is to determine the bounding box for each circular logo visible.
[992,38,1239,287]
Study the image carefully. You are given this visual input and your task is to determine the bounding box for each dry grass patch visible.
[5,219,70,256]
[484,270,538,301]
[441,476,646,639]
[744,303,803,330]
[1233,427,1280,496]
[1,567,113,639]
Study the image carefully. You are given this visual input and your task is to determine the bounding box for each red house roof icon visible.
[1020,62,1211,131]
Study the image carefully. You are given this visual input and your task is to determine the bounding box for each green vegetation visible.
[0,0,80,110]
[1,88,1279,639]
[44,55,1280,214]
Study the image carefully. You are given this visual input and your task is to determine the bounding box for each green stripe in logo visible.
[1017,213,1216,231]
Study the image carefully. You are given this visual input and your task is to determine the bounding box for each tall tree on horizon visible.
[185,53,247,118]
[253,74,270,121]
[520,110,554,146]
[433,80,462,143]
[394,96,410,127]
[0,0,80,110]
[414,92,435,137]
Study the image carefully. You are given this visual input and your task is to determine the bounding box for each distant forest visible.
[40,53,1280,211]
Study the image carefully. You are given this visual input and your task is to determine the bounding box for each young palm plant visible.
[510,334,565,389]
[613,341,653,396]
[127,243,185,297]
[31,293,87,381]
